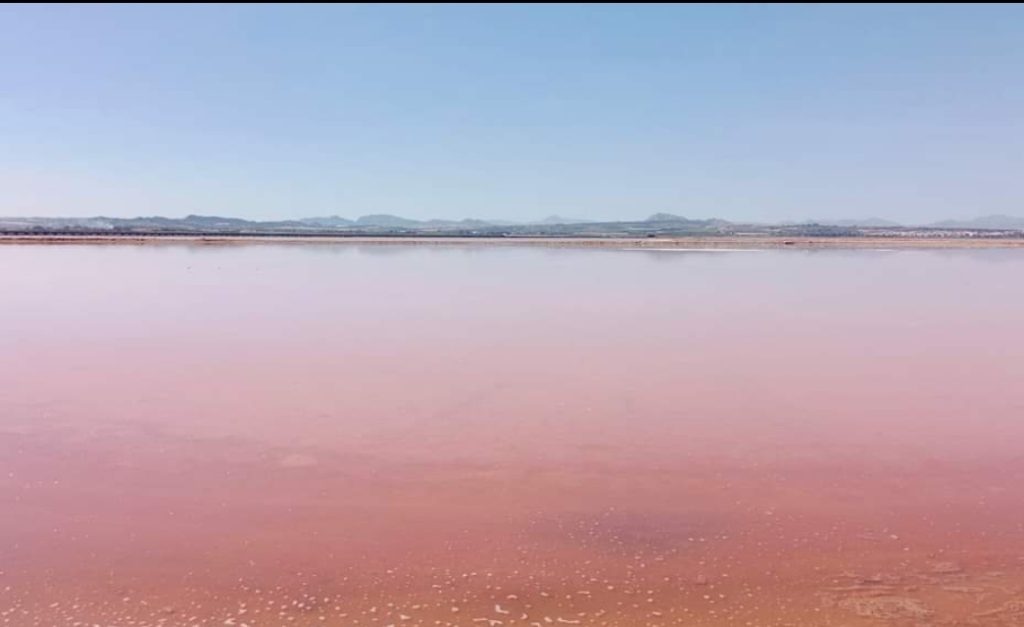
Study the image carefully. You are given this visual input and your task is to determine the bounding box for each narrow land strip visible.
[3,234,1024,248]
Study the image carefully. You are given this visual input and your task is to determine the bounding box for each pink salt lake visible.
[2,243,1023,626]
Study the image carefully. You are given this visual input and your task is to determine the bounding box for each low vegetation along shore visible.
[3,233,1024,249]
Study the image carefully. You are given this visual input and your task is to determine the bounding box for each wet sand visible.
[2,244,1024,626]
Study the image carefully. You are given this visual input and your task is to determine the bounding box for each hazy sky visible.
[2,4,1022,223]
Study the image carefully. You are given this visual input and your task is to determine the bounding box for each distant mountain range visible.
[0,213,683,231]
[0,212,738,237]
[789,214,1024,230]
[925,214,1024,230]
[272,214,587,229]
[316,214,593,228]
[1,212,1023,236]
[801,218,904,228]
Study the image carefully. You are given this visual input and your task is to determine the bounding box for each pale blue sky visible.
[2,4,1022,223]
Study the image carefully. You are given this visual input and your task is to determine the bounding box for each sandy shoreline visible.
[2,233,1024,249]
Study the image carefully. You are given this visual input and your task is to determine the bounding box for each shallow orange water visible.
[2,244,1024,626]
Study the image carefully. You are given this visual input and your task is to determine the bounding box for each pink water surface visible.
[2,243,1023,626]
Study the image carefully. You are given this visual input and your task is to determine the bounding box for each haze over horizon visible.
[3,5,1023,223]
